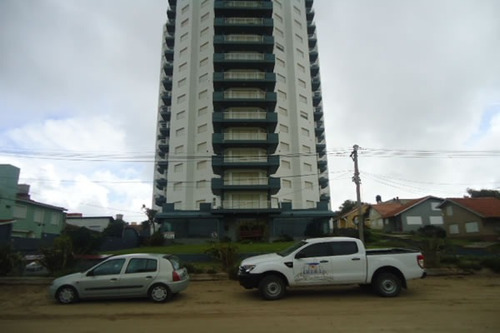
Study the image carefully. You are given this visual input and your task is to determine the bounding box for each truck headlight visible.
[241,265,256,273]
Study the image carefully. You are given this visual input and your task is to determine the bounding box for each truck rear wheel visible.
[373,272,402,297]
[259,275,285,300]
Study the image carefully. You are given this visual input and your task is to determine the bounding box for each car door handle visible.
[351,258,361,261]
[110,278,118,281]
[320,260,329,263]
[145,276,153,279]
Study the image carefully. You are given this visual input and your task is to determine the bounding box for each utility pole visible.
[350,144,364,244]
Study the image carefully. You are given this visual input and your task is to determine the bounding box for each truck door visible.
[330,241,366,283]
[292,242,334,285]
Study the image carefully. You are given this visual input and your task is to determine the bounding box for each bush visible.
[0,245,22,276]
[148,231,165,246]
[39,235,75,274]
[205,241,239,279]
[481,257,500,273]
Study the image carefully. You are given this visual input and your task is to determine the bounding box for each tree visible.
[102,219,126,238]
[466,188,500,198]
[64,226,102,254]
[337,200,358,216]
[142,205,158,234]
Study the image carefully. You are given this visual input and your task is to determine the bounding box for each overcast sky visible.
[1,0,499,222]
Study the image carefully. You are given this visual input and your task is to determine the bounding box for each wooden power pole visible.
[350,144,364,244]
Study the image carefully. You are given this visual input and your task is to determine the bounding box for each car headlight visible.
[241,265,256,273]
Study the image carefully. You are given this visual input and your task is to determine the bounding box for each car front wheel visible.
[56,286,79,304]
[149,284,171,303]
[259,275,286,301]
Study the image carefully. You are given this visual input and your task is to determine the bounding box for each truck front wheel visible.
[373,272,402,297]
[259,275,286,300]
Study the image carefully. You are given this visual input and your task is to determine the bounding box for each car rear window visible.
[164,255,182,270]
[125,258,157,274]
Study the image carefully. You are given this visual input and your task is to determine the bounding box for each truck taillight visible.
[417,254,425,269]
[172,271,181,282]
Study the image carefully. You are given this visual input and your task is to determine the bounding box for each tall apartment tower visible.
[152,0,332,241]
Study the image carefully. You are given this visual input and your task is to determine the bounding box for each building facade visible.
[152,0,333,241]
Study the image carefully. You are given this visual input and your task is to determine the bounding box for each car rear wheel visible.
[56,286,79,304]
[149,284,171,303]
[259,275,286,300]
[373,272,402,297]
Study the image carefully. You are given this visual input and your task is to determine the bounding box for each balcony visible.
[160,106,171,121]
[159,121,170,137]
[213,90,277,108]
[311,74,320,91]
[156,178,167,190]
[155,195,166,207]
[161,91,172,105]
[164,47,174,61]
[212,132,278,153]
[158,139,169,153]
[167,7,176,19]
[211,177,280,195]
[162,76,172,90]
[166,19,175,34]
[221,199,271,210]
[214,1,273,17]
[213,71,276,89]
[214,35,274,52]
[163,61,173,76]
[306,7,315,21]
[317,159,327,173]
[315,127,325,140]
[307,22,316,35]
[212,155,279,174]
[165,33,175,48]
[313,107,324,120]
[212,110,277,131]
[214,17,273,34]
[319,177,329,189]
[320,193,331,202]
[310,61,320,77]
[309,48,318,63]
[316,143,326,157]
[157,160,169,173]
[213,52,275,71]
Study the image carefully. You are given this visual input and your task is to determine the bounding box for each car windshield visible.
[277,241,307,257]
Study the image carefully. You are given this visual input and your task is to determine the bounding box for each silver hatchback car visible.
[49,253,189,304]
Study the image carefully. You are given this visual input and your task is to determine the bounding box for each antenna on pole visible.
[350,144,364,244]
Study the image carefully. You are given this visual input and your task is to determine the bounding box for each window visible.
[304,181,313,190]
[301,128,310,137]
[275,27,284,38]
[176,110,186,119]
[297,48,304,58]
[197,161,207,170]
[300,111,308,119]
[200,57,209,67]
[279,124,288,133]
[304,163,312,171]
[446,206,453,215]
[465,222,479,233]
[302,145,311,153]
[196,180,208,189]
[198,89,208,99]
[201,12,209,22]
[281,142,290,152]
[200,27,209,38]
[200,42,209,52]
[179,62,187,72]
[177,94,186,104]
[174,163,183,172]
[282,159,291,169]
[276,43,284,52]
[197,142,208,152]
[14,205,27,219]
[176,127,185,137]
[276,58,285,67]
[175,145,184,154]
[181,4,189,14]
[297,243,332,258]
[430,216,443,225]
[125,258,157,274]
[50,213,60,226]
[406,216,423,225]
[299,94,307,103]
[197,124,208,133]
[294,19,302,29]
[181,18,189,27]
[449,224,459,234]
[179,47,188,58]
[278,107,288,116]
[293,6,301,15]
[199,73,208,83]
[306,200,315,208]
[278,90,287,100]
[274,14,283,23]
[173,182,182,191]
[431,202,441,211]
[331,241,359,256]
[295,33,303,43]
[34,209,44,224]
[298,79,306,88]
[277,73,286,83]
[180,32,189,42]
[93,259,125,276]
[178,77,187,87]
[198,106,208,116]
[298,63,305,73]
[282,179,292,188]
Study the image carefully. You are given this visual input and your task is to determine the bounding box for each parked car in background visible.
[49,253,189,304]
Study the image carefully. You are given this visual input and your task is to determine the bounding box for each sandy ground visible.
[0,274,499,333]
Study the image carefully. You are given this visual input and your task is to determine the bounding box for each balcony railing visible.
[222,200,271,209]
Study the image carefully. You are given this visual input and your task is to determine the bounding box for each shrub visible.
[0,245,22,276]
[148,231,165,246]
[39,235,75,273]
[481,257,500,273]
[205,241,239,279]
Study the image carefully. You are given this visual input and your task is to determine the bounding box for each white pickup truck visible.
[238,236,426,300]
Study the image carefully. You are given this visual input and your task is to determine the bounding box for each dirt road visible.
[1,274,499,333]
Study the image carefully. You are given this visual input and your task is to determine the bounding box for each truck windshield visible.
[277,241,307,257]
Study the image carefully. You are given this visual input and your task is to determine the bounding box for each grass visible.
[106,241,295,256]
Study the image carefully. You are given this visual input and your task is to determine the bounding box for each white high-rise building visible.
[152,0,332,241]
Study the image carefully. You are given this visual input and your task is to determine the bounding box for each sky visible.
[0,0,499,222]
